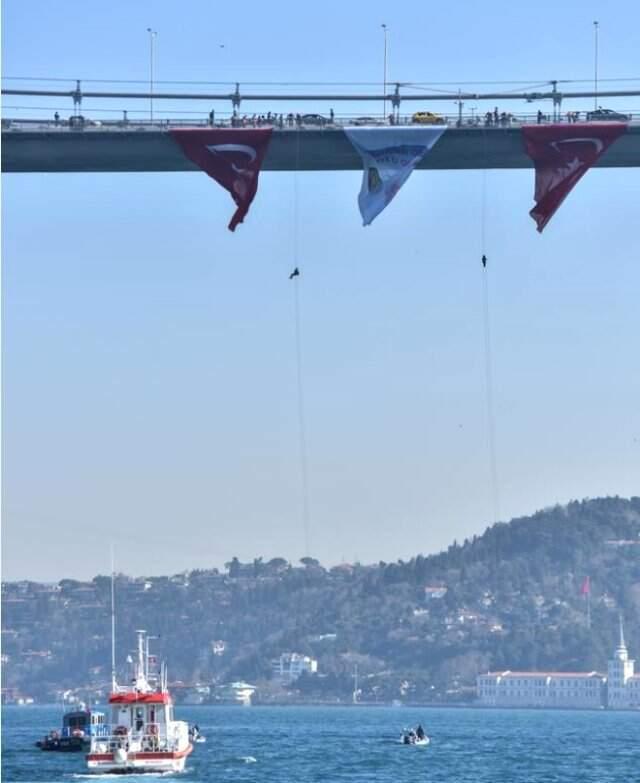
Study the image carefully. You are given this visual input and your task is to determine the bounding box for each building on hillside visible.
[215,681,256,706]
[477,617,639,709]
[272,653,318,684]
[181,685,211,705]
[424,586,448,601]
[211,640,226,656]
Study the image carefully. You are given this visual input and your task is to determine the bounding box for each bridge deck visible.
[3,125,640,173]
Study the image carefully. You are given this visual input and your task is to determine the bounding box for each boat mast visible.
[136,629,145,681]
[110,545,117,691]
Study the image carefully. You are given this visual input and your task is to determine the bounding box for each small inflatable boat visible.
[400,730,430,746]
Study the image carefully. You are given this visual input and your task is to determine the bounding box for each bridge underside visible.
[3,126,640,173]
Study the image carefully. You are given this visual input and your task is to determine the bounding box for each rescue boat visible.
[86,630,192,774]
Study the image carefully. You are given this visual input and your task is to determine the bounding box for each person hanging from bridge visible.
[209,109,215,126]
[289,267,300,280]
[329,108,335,124]
[482,254,487,269]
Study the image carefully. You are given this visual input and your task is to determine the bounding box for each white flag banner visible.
[344,126,447,225]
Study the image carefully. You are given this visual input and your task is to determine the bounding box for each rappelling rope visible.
[480,128,501,527]
[291,127,311,557]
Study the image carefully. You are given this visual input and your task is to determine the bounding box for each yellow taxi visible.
[411,111,444,125]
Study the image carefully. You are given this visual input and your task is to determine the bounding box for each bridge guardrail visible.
[2,112,639,133]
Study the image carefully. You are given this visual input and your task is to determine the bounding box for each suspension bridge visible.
[3,83,640,172]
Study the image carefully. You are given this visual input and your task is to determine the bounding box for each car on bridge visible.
[586,108,631,122]
[301,114,328,127]
[411,111,445,125]
[352,116,385,126]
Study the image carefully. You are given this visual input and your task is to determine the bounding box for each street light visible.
[593,21,599,111]
[381,24,388,120]
[147,28,157,123]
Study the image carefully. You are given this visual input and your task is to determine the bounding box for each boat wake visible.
[73,772,175,778]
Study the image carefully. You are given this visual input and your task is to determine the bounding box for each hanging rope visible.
[291,127,311,557]
[480,129,501,526]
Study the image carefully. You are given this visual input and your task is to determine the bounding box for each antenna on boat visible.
[110,544,117,691]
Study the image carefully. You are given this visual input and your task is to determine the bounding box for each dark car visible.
[301,114,327,126]
[353,116,384,126]
[586,108,631,122]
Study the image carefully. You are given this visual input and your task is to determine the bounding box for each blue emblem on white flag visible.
[344,126,447,225]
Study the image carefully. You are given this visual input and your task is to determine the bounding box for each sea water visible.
[2,704,638,782]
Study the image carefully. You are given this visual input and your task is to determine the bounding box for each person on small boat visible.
[415,724,425,741]
[403,729,417,744]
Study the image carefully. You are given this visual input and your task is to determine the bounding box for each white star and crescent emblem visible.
[205,143,257,174]
[549,137,604,154]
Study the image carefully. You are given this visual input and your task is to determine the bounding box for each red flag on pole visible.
[522,123,627,232]
[581,576,591,596]
[170,128,273,231]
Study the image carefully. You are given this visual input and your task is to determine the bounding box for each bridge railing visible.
[2,112,639,132]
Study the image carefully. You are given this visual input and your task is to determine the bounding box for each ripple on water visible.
[3,706,639,783]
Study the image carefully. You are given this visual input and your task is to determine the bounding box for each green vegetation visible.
[2,497,639,704]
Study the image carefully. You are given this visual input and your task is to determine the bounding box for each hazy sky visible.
[2,0,639,581]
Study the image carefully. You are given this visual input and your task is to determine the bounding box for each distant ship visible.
[36,705,107,752]
[86,630,192,774]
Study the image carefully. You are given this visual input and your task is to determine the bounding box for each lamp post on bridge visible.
[147,28,157,123]
[381,23,388,120]
[593,21,599,111]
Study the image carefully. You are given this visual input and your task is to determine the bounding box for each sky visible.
[2,0,639,581]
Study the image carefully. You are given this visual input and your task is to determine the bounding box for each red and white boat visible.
[86,630,192,774]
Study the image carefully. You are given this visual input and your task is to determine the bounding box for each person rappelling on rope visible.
[482,254,487,268]
[289,267,300,280]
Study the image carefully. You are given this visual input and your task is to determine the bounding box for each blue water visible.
[2,705,638,782]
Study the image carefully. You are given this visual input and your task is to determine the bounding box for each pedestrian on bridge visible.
[54,112,60,125]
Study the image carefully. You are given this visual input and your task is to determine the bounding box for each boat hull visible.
[37,737,89,752]
[86,744,192,774]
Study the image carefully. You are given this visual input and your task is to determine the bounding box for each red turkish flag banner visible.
[170,128,273,231]
[522,123,627,232]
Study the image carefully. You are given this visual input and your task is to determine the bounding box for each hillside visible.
[2,496,640,704]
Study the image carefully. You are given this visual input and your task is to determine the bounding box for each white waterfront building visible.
[477,670,605,708]
[607,617,640,708]
[272,653,318,684]
[477,618,639,710]
[215,681,256,706]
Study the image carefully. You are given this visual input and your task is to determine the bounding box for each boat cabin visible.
[62,709,106,738]
[108,692,173,736]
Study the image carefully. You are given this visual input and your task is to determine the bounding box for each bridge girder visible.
[2,126,640,173]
